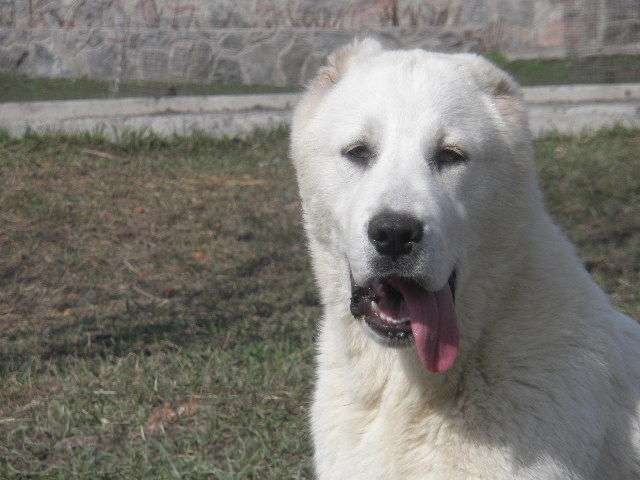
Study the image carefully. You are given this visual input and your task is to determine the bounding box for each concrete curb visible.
[528,102,640,136]
[0,93,299,121]
[522,83,640,104]
[1,84,639,139]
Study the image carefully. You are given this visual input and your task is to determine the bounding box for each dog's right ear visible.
[293,38,383,130]
[309,37,384,94]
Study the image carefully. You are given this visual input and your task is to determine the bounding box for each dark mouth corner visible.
[448,269,457,302]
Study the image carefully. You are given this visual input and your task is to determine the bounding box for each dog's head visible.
[290,39,539,373]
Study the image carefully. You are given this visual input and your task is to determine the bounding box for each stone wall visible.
[0,0,639,86]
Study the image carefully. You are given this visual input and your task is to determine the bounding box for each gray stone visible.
[170,43,192,77]
[246,29,278,46]
[87,43,117,77]
[32,43,55,75]
[603,0,640,45]
[437,30,466,50]
[171,4,198,29]
[370,30,404,49]
[0,46,27,69]
[188,42,213,81]
[396,0,447,28]
[138,31,168,50]
[86,29,105,48]
[221,32,245,53]
[212,57,243,84]
[206,1,250,28]
[141,49,169,81]
[279,35,312,85]
[496,0,535,28]
[462,0,489,25]
[310,31,354,55]
[0,0,15,27]
[300,53,323,84]
[603,23,640,46]
[240,41,279,85]
[605,0,640,22]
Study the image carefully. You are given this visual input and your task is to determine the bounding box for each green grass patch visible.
[0,73,298,103]
[0,127,638,478]
[486,52,640,85]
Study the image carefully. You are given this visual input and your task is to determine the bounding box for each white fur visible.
[290,39,640,479]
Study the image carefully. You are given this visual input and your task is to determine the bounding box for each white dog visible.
[289,39,640,479]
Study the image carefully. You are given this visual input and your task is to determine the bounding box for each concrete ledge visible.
[56,110,292,139]
[528,102,640,136]
[523,83,640,104]
[1,85,639,139]
[0,93,299,123]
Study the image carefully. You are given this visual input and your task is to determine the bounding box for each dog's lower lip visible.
[364,314,413,342]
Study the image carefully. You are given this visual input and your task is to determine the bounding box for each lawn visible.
[0,127,639,479]
[0,74,296,103]
[486,53,640,86]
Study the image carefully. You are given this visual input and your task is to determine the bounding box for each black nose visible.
[367,211,423,257]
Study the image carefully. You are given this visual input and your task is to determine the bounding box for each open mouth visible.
[350,271,459,373]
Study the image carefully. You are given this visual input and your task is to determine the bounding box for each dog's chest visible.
[312,379,497,480]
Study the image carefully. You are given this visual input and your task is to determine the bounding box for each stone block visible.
[240,41,279,85]
[141,48,169,81]
[462,0,488,25]
[396,0,454,28]
[300,53,324,84]
[497,0,534,28]
[0,46,28,70]
[187,42,213,81]
[87,43,117,78]
[206,0,250,28]
[0,0,15,27]
[170,43,192,76]
[533,1,565,49]
[32,43,55,75]
[212,57,243,84]
[279,35,312,85]
[310,31,355,55]
[221,32,245,53]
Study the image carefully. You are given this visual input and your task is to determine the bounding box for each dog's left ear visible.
[455,53,526,128]
[455,53,520,99]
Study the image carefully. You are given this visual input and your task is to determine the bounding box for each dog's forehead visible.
[320,50,486,138]
[359,50,465,81]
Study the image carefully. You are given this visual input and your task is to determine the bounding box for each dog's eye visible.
[342,143,374,164]
[436,146,467,169]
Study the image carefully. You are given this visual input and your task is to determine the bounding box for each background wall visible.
[0,0,639,86]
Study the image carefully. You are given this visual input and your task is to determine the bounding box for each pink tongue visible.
[387,278,459,374]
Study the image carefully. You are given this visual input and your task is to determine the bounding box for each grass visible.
[0,73,297,103]
[486,53,640,86]
[0,126,639,478]
[3,52,640,103]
